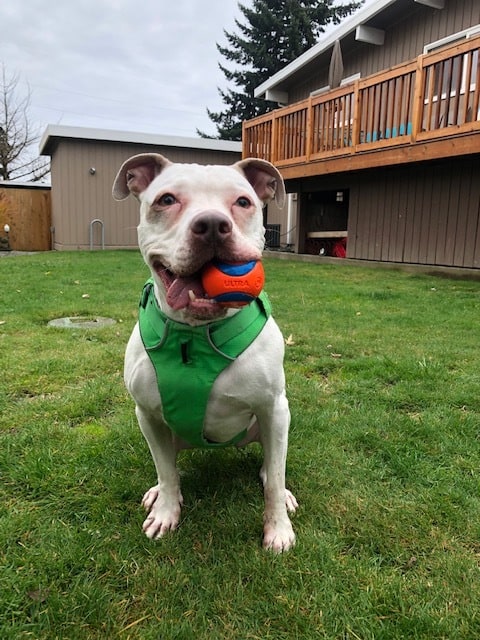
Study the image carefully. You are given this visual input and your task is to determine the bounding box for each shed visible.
[39,125,242,251]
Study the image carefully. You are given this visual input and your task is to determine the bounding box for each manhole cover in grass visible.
[48,316,117,329]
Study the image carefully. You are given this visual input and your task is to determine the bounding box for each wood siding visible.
[0,185,51,251]
[50,141,241,250]
[347,157,480,268]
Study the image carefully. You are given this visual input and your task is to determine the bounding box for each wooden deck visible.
[243,35,480,179]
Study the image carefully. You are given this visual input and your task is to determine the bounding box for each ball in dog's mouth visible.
[152,260,226,317]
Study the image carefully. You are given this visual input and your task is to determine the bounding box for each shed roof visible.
[39,124,242,157]
[0,180,51,189]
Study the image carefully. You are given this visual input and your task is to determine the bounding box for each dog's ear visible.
[234,158,286,208]
[112,153,171,200]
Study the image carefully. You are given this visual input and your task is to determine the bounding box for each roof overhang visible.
[0,181,51,189]
[39,124,242,157]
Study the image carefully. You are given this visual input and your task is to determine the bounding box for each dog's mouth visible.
[153,260,225,318]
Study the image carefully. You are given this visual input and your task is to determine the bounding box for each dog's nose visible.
[190,212,232,243]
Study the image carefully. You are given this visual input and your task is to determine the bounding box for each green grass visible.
[1,251,480,639]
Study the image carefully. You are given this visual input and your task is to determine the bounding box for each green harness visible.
[138,279,271,448]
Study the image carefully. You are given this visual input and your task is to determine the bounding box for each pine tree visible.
[200,0,362,140]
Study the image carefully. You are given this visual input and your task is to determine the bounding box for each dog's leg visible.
[136,407,183,539]
[259,467,298,513]
[258,394,297,552]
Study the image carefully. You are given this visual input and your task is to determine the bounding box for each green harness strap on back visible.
[138,279,271,449]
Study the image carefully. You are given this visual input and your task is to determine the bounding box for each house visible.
[39,125,242,250]
[243,0,480,269]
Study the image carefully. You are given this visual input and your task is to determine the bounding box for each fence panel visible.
[0,185,51,251]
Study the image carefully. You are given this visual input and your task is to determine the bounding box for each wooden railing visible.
[243,35,480,167]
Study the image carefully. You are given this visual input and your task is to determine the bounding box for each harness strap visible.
[138,279,271,448]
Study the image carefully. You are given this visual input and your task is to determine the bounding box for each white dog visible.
[113,153,297,552]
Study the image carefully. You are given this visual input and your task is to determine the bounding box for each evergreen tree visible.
[200,0,362,140]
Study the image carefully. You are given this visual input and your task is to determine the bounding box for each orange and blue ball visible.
[202,260,265,306]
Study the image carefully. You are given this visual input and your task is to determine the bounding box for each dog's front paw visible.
[141,485,183,539]
[263,515,296,553]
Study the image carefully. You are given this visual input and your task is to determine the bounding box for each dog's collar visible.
[138,278,271,448]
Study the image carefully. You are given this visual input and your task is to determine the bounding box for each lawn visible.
[1,251,479,639]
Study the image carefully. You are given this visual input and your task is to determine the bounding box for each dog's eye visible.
[235,196,251,208]
[156,193,177,207]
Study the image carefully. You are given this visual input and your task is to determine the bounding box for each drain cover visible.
[48,316,117,329]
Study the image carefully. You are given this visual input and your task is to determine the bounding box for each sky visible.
[0,0,248,146]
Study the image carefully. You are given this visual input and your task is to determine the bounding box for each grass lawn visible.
[1,250,479,639]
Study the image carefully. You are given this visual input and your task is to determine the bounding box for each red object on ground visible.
[332,238,347,258]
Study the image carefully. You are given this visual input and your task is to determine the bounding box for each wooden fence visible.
[0,184,51,251]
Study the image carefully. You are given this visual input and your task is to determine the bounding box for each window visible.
[424,25,480,55]
[310,72,361,98]
[424,25,480,100]
[423,25,480,127]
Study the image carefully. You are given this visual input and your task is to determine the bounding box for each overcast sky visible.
[0,0,248,146]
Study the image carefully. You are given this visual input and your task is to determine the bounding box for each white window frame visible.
[424,24,480,102]
[424,24,480,55]
[310,72,361,98]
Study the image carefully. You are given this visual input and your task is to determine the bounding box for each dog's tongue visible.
[166,275,206,310]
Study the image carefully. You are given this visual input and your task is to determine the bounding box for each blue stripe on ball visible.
[214,292,255,303]
[215,261,256,276]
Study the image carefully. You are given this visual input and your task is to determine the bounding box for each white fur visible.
[113,155,296,552]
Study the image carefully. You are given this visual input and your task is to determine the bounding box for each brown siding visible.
[346,157,480,268]
[50,140,241,250]
[0,185,51,251]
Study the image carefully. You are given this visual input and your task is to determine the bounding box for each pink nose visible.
[190,211,232,243]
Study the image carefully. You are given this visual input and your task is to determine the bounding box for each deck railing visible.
[243,35,480,166]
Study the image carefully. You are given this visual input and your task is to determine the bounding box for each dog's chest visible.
[138,281,270,448]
